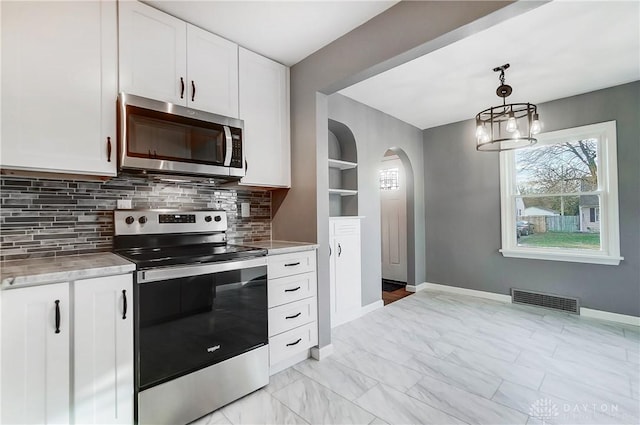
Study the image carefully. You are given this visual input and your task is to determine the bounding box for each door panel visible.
[380,157,407,282]
[1,283,70,424]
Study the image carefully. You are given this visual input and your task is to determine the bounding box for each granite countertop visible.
[0,252,135,290]
[243,240,318,255]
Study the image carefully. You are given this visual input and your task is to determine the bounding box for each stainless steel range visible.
[113,209,268,425]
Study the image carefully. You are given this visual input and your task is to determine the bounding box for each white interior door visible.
[380,156,407,282]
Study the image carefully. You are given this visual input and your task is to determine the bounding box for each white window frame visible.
[499,120,622,265]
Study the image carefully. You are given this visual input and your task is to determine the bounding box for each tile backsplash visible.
[0,174,271,261]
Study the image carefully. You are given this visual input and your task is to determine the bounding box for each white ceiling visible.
[339,1,640,130]
[143,0,398,66]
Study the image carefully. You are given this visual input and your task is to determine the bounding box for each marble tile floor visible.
[191,290,640,425]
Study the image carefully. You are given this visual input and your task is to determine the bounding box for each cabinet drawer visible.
[268,297,317,337]
[331,219,361,236]
[268,250,316,279]
[268,272,316,308]
[269,322,317,366]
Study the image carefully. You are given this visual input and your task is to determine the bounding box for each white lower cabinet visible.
[1,283,71,425]
[74,275,133,425]
[267,250,318,372]
[330,218,362,328]
[0,274,133,425]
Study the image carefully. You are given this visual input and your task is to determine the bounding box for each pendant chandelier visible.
[475,64,541,151]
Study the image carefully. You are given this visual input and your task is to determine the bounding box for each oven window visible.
[126,105,227,166]
[136,266,267,390]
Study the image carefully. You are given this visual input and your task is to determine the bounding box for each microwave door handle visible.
[223,126,233,166]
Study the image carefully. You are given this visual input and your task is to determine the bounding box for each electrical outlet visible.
[117,199,132,209]
[241,203,250,218]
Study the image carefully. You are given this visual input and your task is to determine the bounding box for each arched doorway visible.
[379,148,414,305]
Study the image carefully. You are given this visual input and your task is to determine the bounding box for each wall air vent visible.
[511,289,580,314]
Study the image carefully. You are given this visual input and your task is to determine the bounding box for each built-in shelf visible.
[328,158,357,170]
[328,188,358,196]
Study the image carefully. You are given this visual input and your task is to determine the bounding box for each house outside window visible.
[499,121,622,265]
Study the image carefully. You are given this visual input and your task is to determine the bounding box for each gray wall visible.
[273,0,535,347]
[423,81,640,316]
[328,94,425,306]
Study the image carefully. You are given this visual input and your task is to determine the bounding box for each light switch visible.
[241,203,250,217]
[117,199,132,209]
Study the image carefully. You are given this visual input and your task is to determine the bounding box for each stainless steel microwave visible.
[117,93,245,179]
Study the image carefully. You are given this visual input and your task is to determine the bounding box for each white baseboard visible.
[406,282,429,293]
[418,282,512,303]
[581,308,640,327]
[360,300,384,316]
[310,344,334,361]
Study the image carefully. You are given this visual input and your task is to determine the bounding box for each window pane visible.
[515,195,600,250]
[515,139,598,195]
[379,168,399,191]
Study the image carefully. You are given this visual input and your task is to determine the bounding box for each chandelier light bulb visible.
[512,128,521,139]
[506,112,517,133]
[531,113,541,135]
[475,125,486,139]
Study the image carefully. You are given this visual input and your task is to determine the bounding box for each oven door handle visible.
[137,257,267,283]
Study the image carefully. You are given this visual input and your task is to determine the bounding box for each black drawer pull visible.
[286,312,302,319]
[54,300,61,334]
[180,77,185,99]
[122,290,127,320]
[284,262,301,267]
[107,137,112,162]
[286,338,302,347]
[284,286,301,293]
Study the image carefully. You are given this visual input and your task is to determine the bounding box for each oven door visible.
[135,257,267,391]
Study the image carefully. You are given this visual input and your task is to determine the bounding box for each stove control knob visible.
[138,216,147,225]
[214,215,222,222]
[125,216,135,225]
[204,216,212,223]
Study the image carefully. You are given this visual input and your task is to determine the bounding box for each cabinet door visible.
[187,25,239,117]
[74,274,133,425]
[1,1,117,176]
[239,48,291,188]
[333,233,362,327]
[118,1,187,106]
[1,283,70,424]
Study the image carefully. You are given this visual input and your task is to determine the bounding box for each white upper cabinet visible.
[74,275,133,425]
[187,25,239,118]
[239,48,291,188]
[118,1,239,118]
[0,1,118,176]
[118,1,187,106]
[1,283,71,425]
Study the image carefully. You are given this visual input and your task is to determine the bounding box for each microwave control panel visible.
[230,131,243,168]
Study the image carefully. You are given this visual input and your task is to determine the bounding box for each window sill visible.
[499,249,623,265]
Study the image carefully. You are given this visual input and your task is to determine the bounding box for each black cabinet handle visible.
[284,286,301,293]
[286,338,302,347]
[54,300,60,334]
[191,80,196,102]
[107,137,112,162]
[329,246,332,257]
[338,243,342,257]
[285,312,302,319]
[122,289,127,320]
[245,159,248,172]
[285,262,300,267]
[180,77,185,99]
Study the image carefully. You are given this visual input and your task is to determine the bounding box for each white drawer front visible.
[331,219,361,236]
[268,272,317,308]
[268,297,317,337]
[269,322,318,366]
[268,250,316,279]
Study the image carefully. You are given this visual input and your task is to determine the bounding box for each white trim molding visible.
[406,282,429,293]
[418,282,512,303]
[310,344,334,361]
[269,350,310,375]
[360,300,384,316]
[581,308,640,327]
